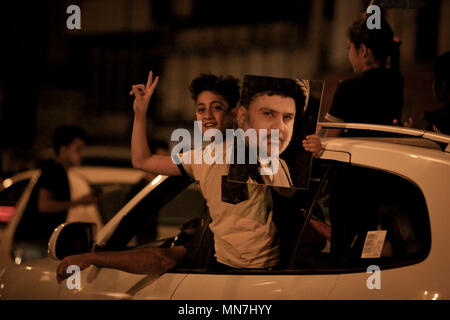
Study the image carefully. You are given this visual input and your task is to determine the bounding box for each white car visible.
[1,123,449,300]
[0,166,146,271]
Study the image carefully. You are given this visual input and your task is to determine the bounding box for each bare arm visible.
[37,188,96,213]
[130,71,181,176]
[308,218,331,241]
[56,246,187,283]
[302,210,331,241]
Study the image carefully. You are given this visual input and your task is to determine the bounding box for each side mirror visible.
[48,222,97,260]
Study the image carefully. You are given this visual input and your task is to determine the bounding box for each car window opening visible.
[95,160,430,276]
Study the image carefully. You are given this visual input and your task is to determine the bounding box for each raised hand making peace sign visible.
[129,71,159,115]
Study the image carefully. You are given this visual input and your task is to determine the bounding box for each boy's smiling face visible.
[195,90,230,134]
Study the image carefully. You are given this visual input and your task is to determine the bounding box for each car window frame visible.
[289,160,432,275]
[171,159,432,276]
[99,175,200,251]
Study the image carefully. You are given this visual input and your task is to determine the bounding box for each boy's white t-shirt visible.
[177,143,279,269]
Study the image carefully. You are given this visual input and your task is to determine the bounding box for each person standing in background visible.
[13,125,97,261]
[325,14,403,136]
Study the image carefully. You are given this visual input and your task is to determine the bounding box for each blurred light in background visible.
[2,179,12,189]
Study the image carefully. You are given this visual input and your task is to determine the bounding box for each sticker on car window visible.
[361,230,387,259]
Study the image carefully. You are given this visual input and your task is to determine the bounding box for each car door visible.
[170,160,340,299]
[322,161,438,299]
[53,175,206,300]
[169,157,435,300]
[54,264,189,300]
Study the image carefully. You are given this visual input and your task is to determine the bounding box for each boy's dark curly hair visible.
[189,74,240,109]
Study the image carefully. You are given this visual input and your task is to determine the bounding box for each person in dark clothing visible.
[37,126,97,227]
[13,125,97,261]
[423,51,450,135]
[325,15,403,136]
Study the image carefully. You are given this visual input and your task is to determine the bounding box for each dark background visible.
[0,0,448,178]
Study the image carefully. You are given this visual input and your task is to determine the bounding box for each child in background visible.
[325,14,403,136]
